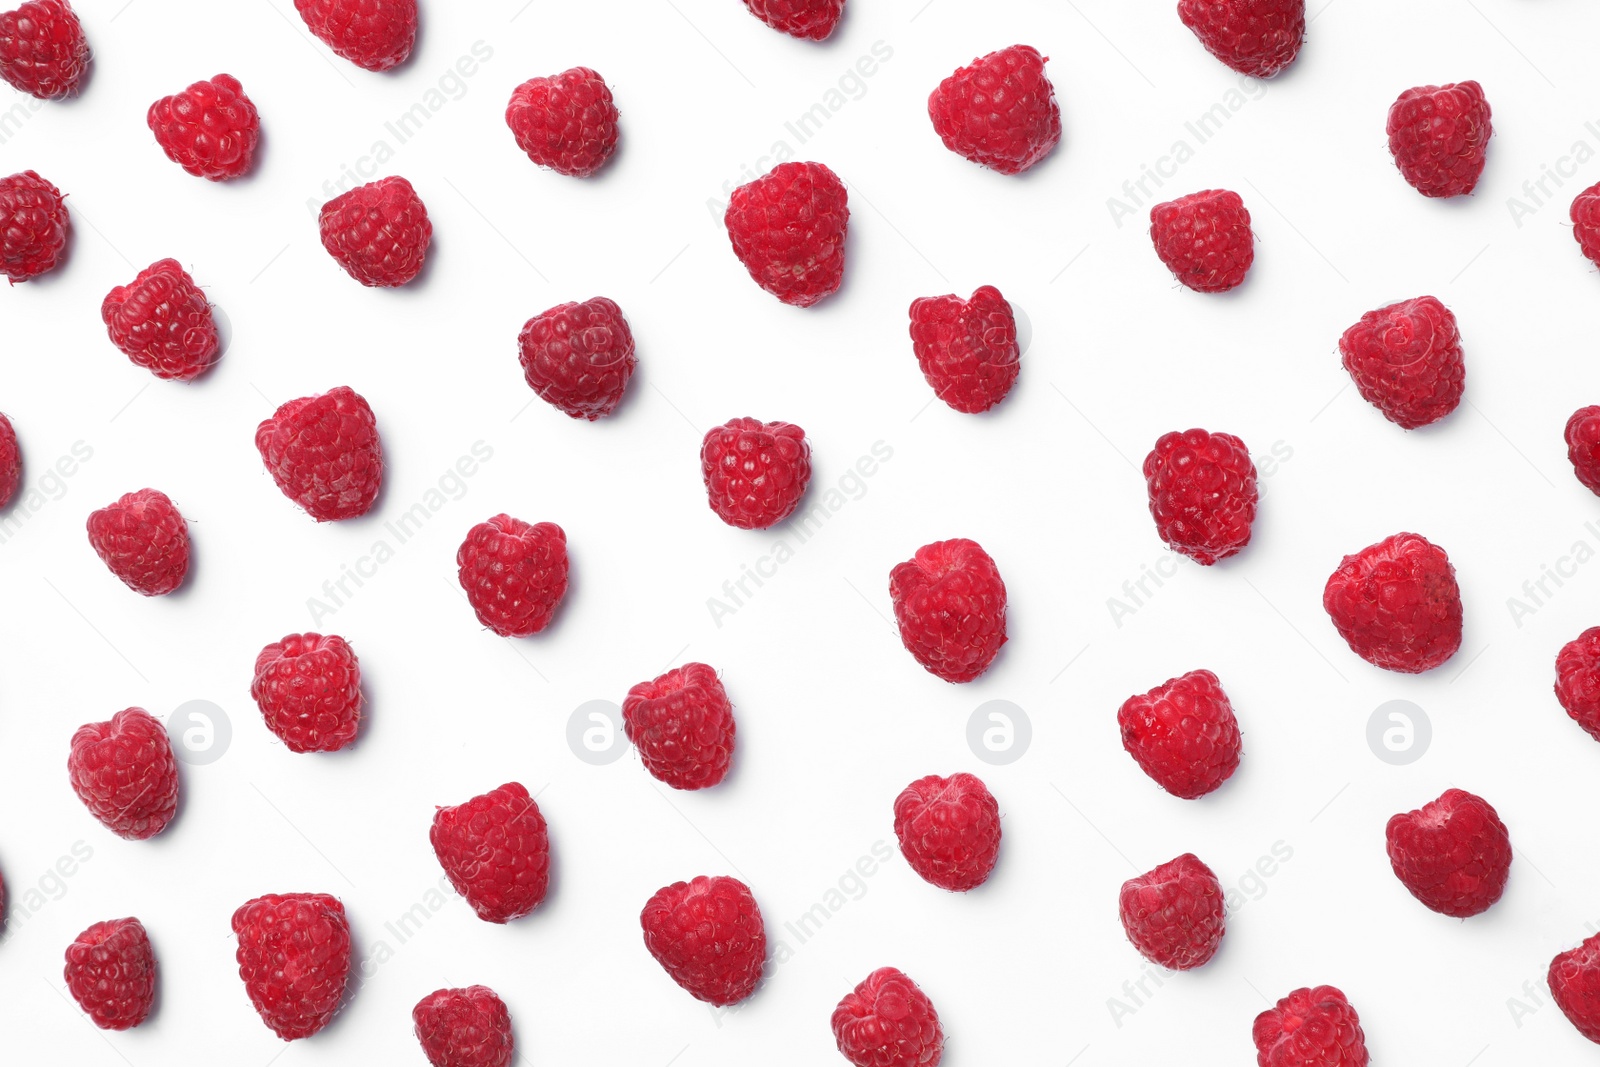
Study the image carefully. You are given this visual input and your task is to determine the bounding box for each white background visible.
[4,0,1600,1063]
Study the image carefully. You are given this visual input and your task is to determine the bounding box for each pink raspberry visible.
[1554,626,1600,743]
[927,44,1061,175]
[832,967,944,1067]
[86,488,190,596]
[413,986,515,1067]
[907,286,1020,413]
[1338,296,1464,429]
[623,662,736,790]
[250,633,362,753]
[232,892,351,1040]
[1387,81,1491,198]
[742,0,844,40]
[294,0,416,72]
[1322,532,1462,673]
[724,161,848,307]
[1150,188,1254,292]
[701,417,812,529]
[1571,181,1600,271]
[1119,853,1226,969]
[890,538,1008,683]
[101,258,220,381]
[0,169,68,283]
[64,917,156,1030]
[0,411,17,508]
[147,74,260,181]
[0,0,89,99]
[255,386,384,521]
[1178,0,1305,78]
[1253,986,1369,1066]
[319,175,431,287]
[1385,787,1511,918]
[456,515,569,637]
[640,875,767,1006]
[1143,428,1258,565]
[431,782,550,923]
[68,707,179,840]
[517,296,636,419]
[1566,405,1600,496]
[1118,669,1241,799]
[505,67,619,178]
[893,772,1001,892]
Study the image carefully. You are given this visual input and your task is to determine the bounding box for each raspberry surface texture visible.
[1387,81,1491,198]
[1565,405,1600,496]
[505,67,619,178]
[255,386,384,522]
[147,74,259,181]
[318,175,431,286]
[1119,853,1226,970]
[101,258,220,381]
[623,662,736,790]
[1177,0,1305,78]
[1556,626,1600,742]
[250,633,363,753]
[700,417,812,529]
[1571,181,1600,270]
[413,985,515,1067]
[927,44,1061,175]
[0,0,88,99]
[724,161,848,307]
[908,286,1021,413]
[1118,669,1241,799]
[518,296,636,419]
[893,772,1002,892]
[832,966,944,1067]
[1385,787,1511,918]
[1552,933,1600,1044]
[430,781,551,923]
[294,0,416,71]
[0,411,17,508]
[1252,986,1369,1066]
[1143,428,1258,565]
[889,538,1008,683]
[64,917,156,1030]
[456,515,568,637]
[1322,532,1462,673]
[1149,188,1254,292]
[742,0,843,40]
[68,707,179,840]
[640,875,767,1006]
[1338,296,1464,429]
[0,169,68,282]
[231,892,351,1040]
[86,488,190,596]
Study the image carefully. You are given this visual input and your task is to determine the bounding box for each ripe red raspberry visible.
[908,286,1020,413]
[623,662,736,790]
[68,707,179,840]
[64,917,156,1030]
[319,175,431,287]
[0,411,21,508]
[724,161,848,307]
[413,985,514,1067]
[1177,0,1305,78]
[640,875,766,1006]
[1253,986,1369,1067]
[1338,296,1464,429]
[1118,669,1241,799]
[1556,626,1600,742]
[1150,189,1253,293]
[1385,787,1511,918]
[101,258,220,381]
[1553,933,1600,1044]
[1566,406,1600,496]
[431,781,550,923]
[1387,81,1491,198]
[889,538,1007,683]
[456,516,568,637]
[743,0,843,40]
[518,297,636,419]
[1571,182,1600,270]
[294,0,415,72]
[1322,532,1462,673]
[928,45,1061,175]
[256,386,384,522]
[832,967,943,1067]
[86,488,190,596]
[232,892,350,1040]
[0,0,88,99]
[0,169,68,282]
[893,772,1001,892]
[250,633,362,753]
[505,67,619,178]
[1143,428,1258,565]
[147,74,259,181]
[1119,853,1225,970]
[700,417,811,529]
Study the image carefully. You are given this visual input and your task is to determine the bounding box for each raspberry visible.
[832,967,944,1067]
[640,875,766,1006]
[1553,933,1600,1044]
[1322,532,1462,673]
[319,175,431,287]
[256,386,384,522]
[724,161,848,307]
[1150,189,1253,293]
[1571,182,1600,270]
[146,74,259,181]
[0,0,88,99]
[250,633,362,753]
[517,296,636,419]
[232,893,350,1040]
[413,985,515,1067]
[893,772,1001,892]
[1119,853,1225,970]
[64,917,156,1030]
[1338,296,1464,429]
[743,0,843,40]
[1143,428,1258,565]
[505,67,619,178]
[927,45,1061,175]
[430,781,550,923]
[1118,669,1241,799]
[294,0,415,72]
[1566,406,1600,496]
[86,488,190,596]
[622,662,736,790]
[1556,626,1600,742]
[700,417,811,529]
[101,258,220,381]
[456,516,568,637]
[889,538,1007,683]
[907,286,1020,413]
[0,169,68,282]
[1385,787,1511,918]
[1177,0,1305,78]
[1387,81,1491,198]
[1253,986,1369,1067]
[0,411,20,508]
[67,707,179,840]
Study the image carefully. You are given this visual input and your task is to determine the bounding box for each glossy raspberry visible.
[232,892,350,1040]
[1565,406,1600,496]
[700,417,811,529]
[67,707,179,840]
[893,772,1001,892]
[518,296,635,419]
[294,0,415,72]
[431,782,550,923]
[0,0,88,99]
[1253,986,1369,1067]
[0,411,17,508]
[1177,0,1304,78]
[623,662,736,790]
[1387,81,1491,198]
[832,967,943,1067]
[1553,933,1600,1044]
[147,74,258,181]
[456,516,568,637]
[640,875,766,1006]
[890,538,1007,683]
[101,258,220,381]
[1150,189,1253,292]
[1571,182,1600,270]
[255,386,384,522]
[1119,853,1225,970]
[928,45,1061,175]
[64,918,156,1030]
[505,67,619,178]
[1143,428,1258,565]
[724,161,848,307]
[250,633,362,753]
[908,286,1020,413]
[1556,626,1600,742]
[743,0,843,40]
[1338,296,1464,429]
[1323,532,1462,673]
[413,986,515,1067]
[319,175,431,287]
[86,488,190,596]
[1385,787,1511,918]
[1118,669,1241,799]
[0,169,68,282]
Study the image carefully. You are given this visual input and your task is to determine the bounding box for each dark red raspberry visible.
[431,781,550,923]
[623,662,736,790]
[1553,934,1600,1044]
[413,985,515,1067]
[518,296,636,419]
[232,893,350,1040]
[1119,853,1225,970]
[889,538,1007,683]
[68,707,179,840]
[893,772,1001,892]
[1177,0,1305,78]
[64,917,156,1030]
[1323,532,1462,673]
[928,44,1061,175]
[147,74,259,181]
[724,161,848,307]
[456,515,568,637]
[0,0,88,99]
[1143,428,1258,565]
[640,875,766,1006]
[86,488,190,596]
[1253,986,1369,1067]
[832,967,943,1067]
[101,258,220,381]
[0,169,68,283]
[256,386,384,522]
[1118,669,1241,799]
[505,67,619,178]
[1150,188,1253,292]
[700,417,811,529]
[1385,787,1511,918]
[1566,406,1600,496]
[1387,81,1491,198]
[319,175,431,287]
[1338,296,1464,429]
[294,0,415,72]
[908,286,1020,413]
[743,0,843,40]
[0,411,17,508]
[1571,181,1600,270]
[250,633,362,753]
[1556,626,1600,742]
